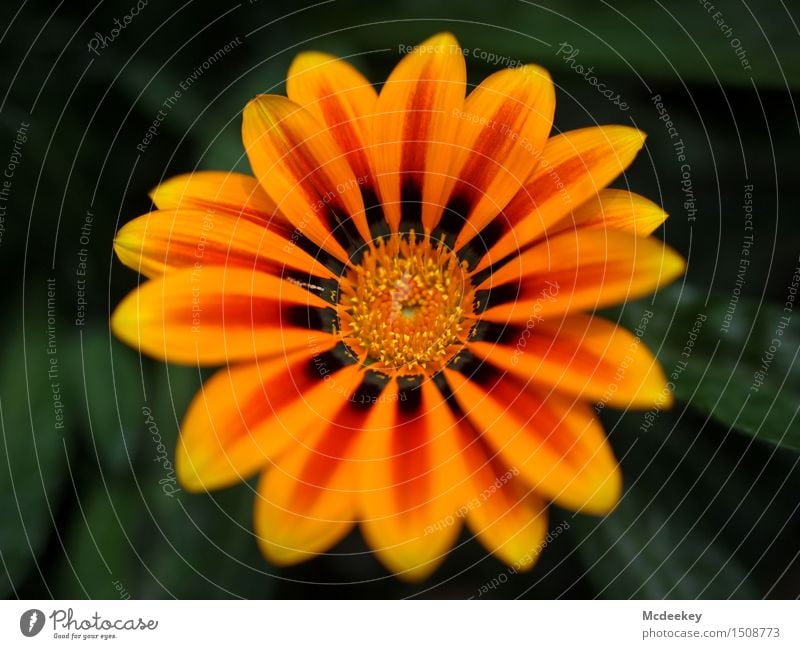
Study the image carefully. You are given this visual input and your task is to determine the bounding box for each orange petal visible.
[468,313,673,409]
[443,65,555,240]
[476,229,684,321]
[474,126,647,271]
[370,33,466,232]
[549,189,668,236]
[254,386,375,565]
[445,367,621,514]
[358,378,466,581]
[287,52,377,187]
[114,209,338,280]
[467,488,549,572]
[149,171,289,230]
[454,424,549,570]
[176,349,362,491]
[111,266,337,365]
[242,95,370,259]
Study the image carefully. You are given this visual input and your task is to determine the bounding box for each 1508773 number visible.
[734,627,780,638]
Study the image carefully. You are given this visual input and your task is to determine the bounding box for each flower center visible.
[339,233,475,375]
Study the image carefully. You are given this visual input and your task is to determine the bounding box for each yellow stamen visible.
[339,232,475,375]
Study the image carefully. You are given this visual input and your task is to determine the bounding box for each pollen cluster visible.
[339,233,475,375]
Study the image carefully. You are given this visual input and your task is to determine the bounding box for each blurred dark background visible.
[1,0,798,598]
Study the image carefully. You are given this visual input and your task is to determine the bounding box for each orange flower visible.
[112,33,684,581]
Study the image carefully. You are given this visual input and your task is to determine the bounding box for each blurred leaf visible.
[616,286,800,449]
[63,330,147,474]
[349,0,800,90]
[138,481,275,598]
[572,484,759,598]
[147,363,201,437]
[113,60,212,136]
[118,364,277,598]
[575,401,800,597]
[55,483,145,599]
[198,119,250,174]
[0,321,69,596]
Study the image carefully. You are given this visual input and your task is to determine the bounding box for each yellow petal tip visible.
[581,466,623,515]
[413,32,461,54]
[175,440,222,493]
[659,245,687,287]
[518,63,552,81]
[109,296,138,349]
[424,31,458,43]
[147,177,179,207]
[593,125,647,154]
[113,216,144,248]
[618,125,647,149]
[288,50,337,74]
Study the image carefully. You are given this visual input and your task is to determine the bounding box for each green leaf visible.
[571,485,760,598]
[120,364,276,598]
[615,285,800,449]
[0,320,70,596]
[572,405,796,598]
[54,483,146,599]
[137,480,276,598]
[348,0,800,90]
[62,329,147,475]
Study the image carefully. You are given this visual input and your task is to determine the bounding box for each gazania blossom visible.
[112,33,684,581]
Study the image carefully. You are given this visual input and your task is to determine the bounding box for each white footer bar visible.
[1,600,796,648]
